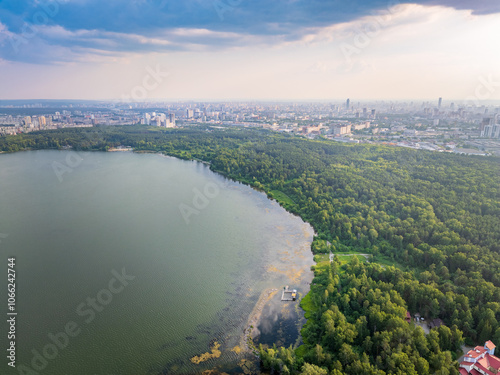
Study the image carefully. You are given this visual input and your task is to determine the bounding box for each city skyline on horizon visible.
[1,98,500,106]
[0,1,499,101]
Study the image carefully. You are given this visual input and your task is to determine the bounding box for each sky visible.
[0,0,499,101]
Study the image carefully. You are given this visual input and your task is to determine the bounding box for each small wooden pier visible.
[281,286,297,301]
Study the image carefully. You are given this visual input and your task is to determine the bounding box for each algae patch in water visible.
[231,345,242,354]
[267,265,305,284]
[190,341,222,364]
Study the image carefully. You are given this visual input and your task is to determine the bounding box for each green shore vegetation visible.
[1,125,499,375]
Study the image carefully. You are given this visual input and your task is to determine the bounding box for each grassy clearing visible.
[270,190,295,206]
[299,292,315,320]
[314,253,369,265]
[337,255,367,264]
[372,254,404,269]
[313,254,330,263]
[331,250,366,254]
[314,251,403,269]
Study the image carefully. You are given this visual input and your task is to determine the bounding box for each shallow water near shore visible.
[0,150,314,375]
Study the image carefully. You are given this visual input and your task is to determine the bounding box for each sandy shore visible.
[107,147,133,152]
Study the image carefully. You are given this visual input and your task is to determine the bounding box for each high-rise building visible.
[332,124,352,135]
[143,113,151,125]
[39,116,46,127]
[169,113,175,126]
[165,119,174,128]
[346,99,350,110]
[482,125,493,137]
[438,97,442,108]
[492,124,500,138]
[481,117,493,131]
[186,109,194,119]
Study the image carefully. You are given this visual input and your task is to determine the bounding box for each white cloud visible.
[1,4,499,100]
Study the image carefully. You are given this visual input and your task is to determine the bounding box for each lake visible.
[0,150,314,375]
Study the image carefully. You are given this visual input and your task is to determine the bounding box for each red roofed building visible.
[485,341,496,355]
[463,346,487,363]
[460,341,499,375]
[405,311,411,322]
[460,361,475,373]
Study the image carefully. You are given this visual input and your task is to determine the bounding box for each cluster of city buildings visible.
[0,109,140,135]
[1,98,499,155]
[481,117,500,138]
[0,111,94,135]
[141,112,176,127]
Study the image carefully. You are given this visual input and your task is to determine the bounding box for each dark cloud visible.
[0,0,497,63]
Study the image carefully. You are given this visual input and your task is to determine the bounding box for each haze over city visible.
[1,0,500,101]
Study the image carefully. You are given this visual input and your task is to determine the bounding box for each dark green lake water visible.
[0,150,314,375]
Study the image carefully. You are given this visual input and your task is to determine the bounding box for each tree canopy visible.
[2,125,499,374]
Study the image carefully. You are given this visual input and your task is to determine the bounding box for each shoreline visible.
[0,146,316,367]
[107,147,133,152]
[240,288,279,354]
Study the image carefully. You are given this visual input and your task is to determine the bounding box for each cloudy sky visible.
[0,0,499,101]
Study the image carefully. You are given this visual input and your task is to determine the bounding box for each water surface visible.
[0,150,314,374]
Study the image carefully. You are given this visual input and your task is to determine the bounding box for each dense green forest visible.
[1,126,499,375]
